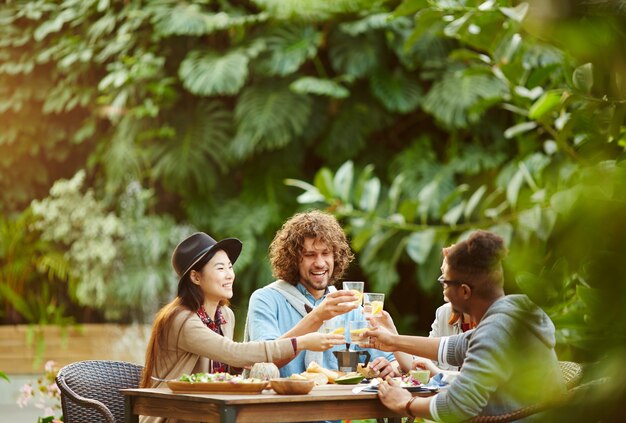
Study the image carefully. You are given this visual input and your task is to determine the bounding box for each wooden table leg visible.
[220,404,237,423]
[125,396,139,423]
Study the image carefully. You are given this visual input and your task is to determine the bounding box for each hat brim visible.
[178,237,242,284]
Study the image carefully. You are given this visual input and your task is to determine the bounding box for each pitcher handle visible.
[359,350,371,367]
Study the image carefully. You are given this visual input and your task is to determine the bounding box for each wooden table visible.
[122,384,434,422]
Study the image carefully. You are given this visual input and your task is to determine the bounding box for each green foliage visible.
[3,7,626,419]
[179,50,249,96]
[231,81,312,159]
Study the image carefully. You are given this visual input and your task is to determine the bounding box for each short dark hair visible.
[446,230,508,297]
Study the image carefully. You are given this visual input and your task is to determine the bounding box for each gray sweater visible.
[434,295,565,422]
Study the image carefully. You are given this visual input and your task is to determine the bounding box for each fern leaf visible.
[371,68,422,113]
[423,71,509,129]
[290,77,349,99]
[256,25,322,76]
[179,50,249,96]
[231,81,312,159]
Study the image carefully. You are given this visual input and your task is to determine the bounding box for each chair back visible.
[56,360,144,423]
[558,360,583,389]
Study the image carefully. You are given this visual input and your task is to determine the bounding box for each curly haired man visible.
[245,210,397,378]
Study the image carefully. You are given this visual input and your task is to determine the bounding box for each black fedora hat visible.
[172,232,242,284]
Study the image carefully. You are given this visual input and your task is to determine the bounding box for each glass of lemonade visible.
[322,318,346,337]
[349,320,369,347]
[363,293,385,317]
[342,281,365,306]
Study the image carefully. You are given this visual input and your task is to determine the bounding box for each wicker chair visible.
[56,360,144,423]
[465,361,583,423]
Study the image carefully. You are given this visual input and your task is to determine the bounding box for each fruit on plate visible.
[334,372,365,385]
[249,362,280,380]
[306,361,339,383]
[357,363,379,379]
[299,371,329,385]
[177,372,264,383]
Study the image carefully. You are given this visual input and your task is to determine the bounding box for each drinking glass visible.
[342,281,364,306]
[363,292,385,317]
[349,320,369,347]
[321,318,346,337]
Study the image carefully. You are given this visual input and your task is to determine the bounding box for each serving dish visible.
[167,380,268,394]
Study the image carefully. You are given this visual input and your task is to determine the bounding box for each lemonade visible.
[363,293,384,317]
[331,327,345,335]
[371,300,383,315]
[349,321,368,346]
[350,289,363,305]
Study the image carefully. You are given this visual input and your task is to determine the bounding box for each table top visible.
[123,384,436,422]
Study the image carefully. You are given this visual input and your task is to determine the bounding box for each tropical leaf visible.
[150,100,232,195]
[152,3,211,36]
[319,97,391,164]
[179,50,249,96]
[231,81,312,159]
[256,25,322,76]
[251,0,374,21]
[370,68,422,113]
[422,71,509,128]
[340,13,393,36]
[290,77,349,99]
[329,29,383,78]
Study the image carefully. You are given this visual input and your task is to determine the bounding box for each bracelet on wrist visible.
[405,396,417,418]
[290,337,298,354]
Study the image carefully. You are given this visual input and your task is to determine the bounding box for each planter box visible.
[0,324,150,374]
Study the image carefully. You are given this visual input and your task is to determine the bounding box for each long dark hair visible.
[141,250,229,387]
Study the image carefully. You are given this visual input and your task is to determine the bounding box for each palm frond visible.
[231,81,312,159]
[150,100,232,195]
[339,13,393,36]
[423,70,509,129]
[290,76,350,99]
[151,2,268,37]
[251,0,375,21]
[329,29,383,78]
[256,25,322,76]
[319,96,390,164]
[370,68,422,113]
[179,50,249,96]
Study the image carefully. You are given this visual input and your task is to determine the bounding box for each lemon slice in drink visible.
[350,290,363,304]
[350,328,368,335]
[331,327,345,335]
[371,301,383,315]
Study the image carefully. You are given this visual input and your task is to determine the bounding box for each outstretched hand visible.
[366,310,398,335]
[298,332,345,352]
[313,290,359,322]
[363,326,396,352]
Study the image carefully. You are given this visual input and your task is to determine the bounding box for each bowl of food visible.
[270,378,315,395]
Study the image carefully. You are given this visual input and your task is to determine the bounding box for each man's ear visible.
[461,283,472,299]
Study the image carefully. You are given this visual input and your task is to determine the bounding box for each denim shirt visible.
[246,282,395,378]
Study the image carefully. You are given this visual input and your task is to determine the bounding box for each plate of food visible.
[361,374,439,393]
[166,372,268,394]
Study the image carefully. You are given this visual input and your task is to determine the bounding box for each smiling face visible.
[190,250,235,303]
[298,237,334,297]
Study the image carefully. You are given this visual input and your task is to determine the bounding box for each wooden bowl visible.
[270,378,315,395]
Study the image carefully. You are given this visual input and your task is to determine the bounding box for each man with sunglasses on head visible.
[365,230,565,422]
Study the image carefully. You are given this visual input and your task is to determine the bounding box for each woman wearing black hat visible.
[140,233,344,398]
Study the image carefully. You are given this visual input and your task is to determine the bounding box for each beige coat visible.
[140,306,294,423]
